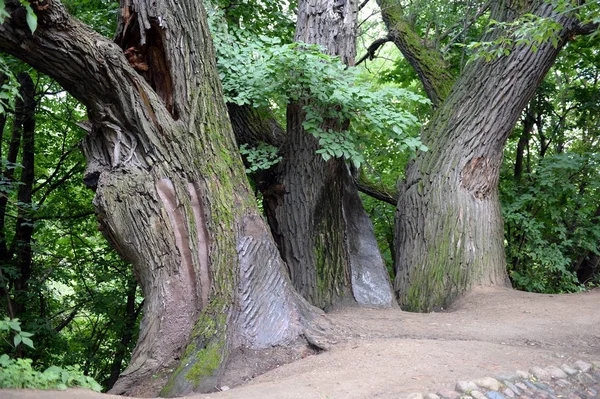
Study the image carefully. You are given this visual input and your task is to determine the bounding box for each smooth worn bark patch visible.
[460,157,498,200]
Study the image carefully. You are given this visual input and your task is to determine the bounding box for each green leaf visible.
[13,334,22,347]
[21,337,34,348]
[23,3,37,33]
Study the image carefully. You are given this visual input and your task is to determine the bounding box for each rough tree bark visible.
[377,0,584,311]
[0,1,329,396]
[263,0,395,309]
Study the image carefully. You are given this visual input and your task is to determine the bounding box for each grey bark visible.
[392,1,582,311]
[269,0,394,310]
[0,0,327,395]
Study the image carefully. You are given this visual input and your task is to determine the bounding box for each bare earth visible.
[3,287,600,399]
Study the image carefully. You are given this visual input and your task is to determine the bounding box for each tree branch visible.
[358,0,371,11]
[376,0,455,107]
[356,37,391,66]
[353,175,398,205]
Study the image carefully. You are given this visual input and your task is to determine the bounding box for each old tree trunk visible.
[0,0,329,396]
[378,0,587,311]
[270,0,394,309]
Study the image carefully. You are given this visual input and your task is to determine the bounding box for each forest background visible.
[0,0,598,394]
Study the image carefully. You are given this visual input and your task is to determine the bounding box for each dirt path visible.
[3,287,600,399]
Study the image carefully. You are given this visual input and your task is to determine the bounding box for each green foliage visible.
[501,151,600,293]
[463,14,564,61]
[213,27,428,167]
[239,143,282,173]
[0,1,37,32]
[462,0,600,62]
[0,358,102,391]
[0,60,19,116]
[63,0,119,37]
[0,318,102,391]
[1,317,34,349]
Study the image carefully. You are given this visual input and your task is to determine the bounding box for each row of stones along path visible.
[414,360,600,399]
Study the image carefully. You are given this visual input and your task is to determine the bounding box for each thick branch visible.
[356,37,391,66]
[354,176,398,205]
[376,0,455,107]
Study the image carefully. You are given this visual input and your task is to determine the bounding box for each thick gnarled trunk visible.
[392,2,580,311]
[0,0,327,396]
[269,0,394,310]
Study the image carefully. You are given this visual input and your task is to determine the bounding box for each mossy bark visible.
[376,0,455,107]
[268,0,394,310]
[390,1,582,311]
[0,0,327,396]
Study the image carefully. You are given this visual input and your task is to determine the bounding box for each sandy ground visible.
[3,287,600,399]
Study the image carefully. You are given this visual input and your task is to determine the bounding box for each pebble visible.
[556,379,573,387]
[516,370,530,379]
[533,382,555,393]
[530,367,551,380]
[419,360,600,399]
[471,391,487,399]
[503,381,522,395]
[438,389,462,399]
[574,361,593,373]
[485,392,506,399]
[562,364,580,376]
[456,381,480,393]
[475,377,501,391]
[546,366,568,379]
[515,383,528,391]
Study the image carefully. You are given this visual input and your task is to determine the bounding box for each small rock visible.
[530,367,550,380]
[497,373,521,382]
[556,379,572,388]
[485,392,506,399]
[471,391,487,399]
[523,381,538,391]
[593,361,600,370]
[587,387,598,396]
[516,370,530,379]
[438,389,462,399]
[426,394,441,399]
[561,364,579,376]
[503,381,522,395]
[533,382,555,394]
[407,393,424,399]
[574,360,593,373]
[220,386,230,391]
[515,383,528,391]
[457,381,480,393]
[503,388,516,398]
[545,366,568,379]
[475,377,501,391]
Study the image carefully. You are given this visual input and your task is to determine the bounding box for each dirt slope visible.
[3,287,600,399]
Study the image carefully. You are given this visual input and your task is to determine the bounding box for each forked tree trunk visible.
[384,1,582,311]
[269,0,394,309]
[0,0,329,396]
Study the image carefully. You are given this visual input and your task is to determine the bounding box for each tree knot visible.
[460,156,499,200]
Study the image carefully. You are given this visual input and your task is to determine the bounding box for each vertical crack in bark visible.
[188,182,210,308]
[156,178,199,308]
